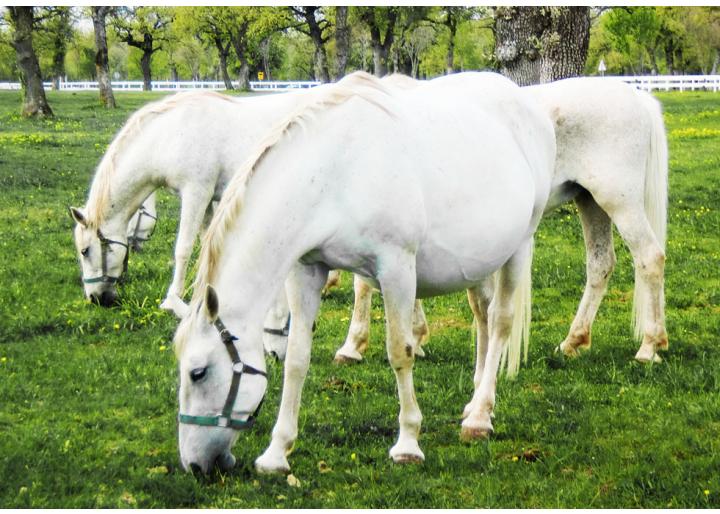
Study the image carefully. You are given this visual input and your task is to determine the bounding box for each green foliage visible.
[0,88,718,507]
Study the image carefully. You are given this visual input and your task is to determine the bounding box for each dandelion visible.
[113,323,120,330]
[1,357,7,363]
[159,345,167,351]
[705,490,710,496]
[512,455,519,462]
[350,452,357,461]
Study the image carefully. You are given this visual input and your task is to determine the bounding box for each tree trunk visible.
[334,6,350,80]
[215,38,233,90]
[50,7,71,90]
[494,6,590,86]
[361,7,397,77]
[303,7,330,83]
[446,22,456,75]
[8,7,53,118]
[91,7,116,108]
[237,57,250,91]
[140,50,153,91]
[231,24,251,91]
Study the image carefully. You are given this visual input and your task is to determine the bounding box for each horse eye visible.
[190,367,207,383]
[81,247,90,257]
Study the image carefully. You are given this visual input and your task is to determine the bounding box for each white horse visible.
[173,71,555,474]
[126,191,158,252]
[69,88,337,313]
[324,76,668,367]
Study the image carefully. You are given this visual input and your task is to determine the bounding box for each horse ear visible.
[69,206,87,227]
[205,285,219,321]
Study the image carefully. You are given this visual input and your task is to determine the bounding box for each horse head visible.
[175,285,268,475]
[69,206,128,307]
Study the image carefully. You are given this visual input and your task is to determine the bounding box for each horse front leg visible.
[377,251,424,464]
[255,263,328,474]
[159,188,214,317]
[559,193,616,357]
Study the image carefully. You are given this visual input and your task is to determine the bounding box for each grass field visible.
[0,88,718,508]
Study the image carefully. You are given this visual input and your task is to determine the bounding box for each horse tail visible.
[502,237,534,378]
[632,91,668,341]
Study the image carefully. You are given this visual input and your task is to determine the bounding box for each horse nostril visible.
[189,462,204,476]
[99,290,118,307]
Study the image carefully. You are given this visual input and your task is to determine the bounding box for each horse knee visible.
[637,248,665,282]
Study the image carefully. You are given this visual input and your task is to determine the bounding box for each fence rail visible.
[1,75,719,93]
[0,79,321,92]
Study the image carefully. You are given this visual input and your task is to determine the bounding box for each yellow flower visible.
[0,357,6,363]
[159,345,167,351]
[113,323,120,330]
[350,452,357,461]
[705,490,710,496]
[512,455,519,462]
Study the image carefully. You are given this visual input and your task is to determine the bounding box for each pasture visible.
[0,88,718,508]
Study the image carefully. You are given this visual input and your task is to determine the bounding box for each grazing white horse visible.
[69,88,331,313]
[126,191,158,252]
[173,71,555,474]
[325,76,668,367]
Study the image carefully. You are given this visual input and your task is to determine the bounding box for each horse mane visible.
[190,71,392,303]
[85,91,236,228]
[382,73,420,90]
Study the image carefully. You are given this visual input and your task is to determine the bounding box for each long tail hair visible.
[501,238,534,378]
[633,92,668,341]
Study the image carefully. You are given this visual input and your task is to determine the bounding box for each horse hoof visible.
[254,453,290,475]
[635,343,662,364]
[333,353,362,365]
[460,425,493,441]
[557,342,580,358]
[392,453,424,465]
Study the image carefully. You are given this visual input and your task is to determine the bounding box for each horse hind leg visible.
[599,201,667,362]
[461,240,532,441]
[334,274,373,363]
[411,300,429,357]
[462,276,493,419]
[559,192,616,357]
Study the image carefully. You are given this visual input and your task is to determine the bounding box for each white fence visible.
[0,75,719,93]
[0,79,321,92]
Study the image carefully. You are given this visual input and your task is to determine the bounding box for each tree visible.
[6,7,53,117]
[36,7,74,89]
[111,7,173,91]
[334,6,350,79]
[356,7,399,77]
[291,7,331,82]
[494,6,591,85]
[432,7,482,74]
[91,7,116,107]
[175,7,235,89]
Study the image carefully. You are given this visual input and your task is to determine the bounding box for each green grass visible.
[0,89,718,508]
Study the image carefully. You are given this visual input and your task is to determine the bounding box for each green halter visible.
[178,317,268,430]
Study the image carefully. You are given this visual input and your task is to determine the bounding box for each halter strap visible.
[263,313,291,337]
[178,316,268,431]
[128,206,158,247]
[82,229,129,284]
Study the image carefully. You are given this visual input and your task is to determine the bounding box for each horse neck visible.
[90,153,158,234]
[209,166,327,354]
